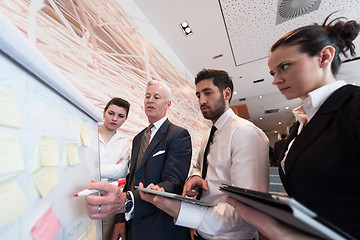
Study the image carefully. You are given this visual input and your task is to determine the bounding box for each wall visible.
[0,0,208,162]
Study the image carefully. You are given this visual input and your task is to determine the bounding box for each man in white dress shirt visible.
[140,69,269,240]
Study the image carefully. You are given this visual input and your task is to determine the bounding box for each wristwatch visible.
[124,192,133,213]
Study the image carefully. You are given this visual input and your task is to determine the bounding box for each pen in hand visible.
[73,179,126,197]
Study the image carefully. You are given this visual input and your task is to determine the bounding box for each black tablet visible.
[135,186,216,207]
[219,184,355,240]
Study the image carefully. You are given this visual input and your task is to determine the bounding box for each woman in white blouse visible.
[99,97,131,240]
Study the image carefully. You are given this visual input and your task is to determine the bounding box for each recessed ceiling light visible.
[180,21,192,36]
[259,117,263,120]
[278,122,282,125]
[259,95,263,99]
[181,22,188,28]
[285,106,289,110]
[275,130,278,133]
[233,91,237,95]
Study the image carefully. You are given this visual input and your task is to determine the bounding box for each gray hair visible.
[147,80,171,101]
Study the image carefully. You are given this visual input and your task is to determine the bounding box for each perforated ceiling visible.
[219,0,360,66]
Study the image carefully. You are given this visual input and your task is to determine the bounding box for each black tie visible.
[197,125,217,200]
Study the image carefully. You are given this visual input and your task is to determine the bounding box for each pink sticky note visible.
[31,206,61,240]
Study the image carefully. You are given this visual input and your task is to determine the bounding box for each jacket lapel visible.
[137,119,170,171]
[284,85,358,176]
[284,114,332,174]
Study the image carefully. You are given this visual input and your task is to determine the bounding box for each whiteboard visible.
[0,13,103,240]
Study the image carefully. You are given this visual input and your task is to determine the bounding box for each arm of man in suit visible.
[158,127,192,191]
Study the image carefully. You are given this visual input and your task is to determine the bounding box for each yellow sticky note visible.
[32,167,59,198]
[0,86,21,128]
[0,131,24,175]
[0,177,27,228]
[39,136,59,166]
[66,142,80,166]
[79,123,91,147]
[88,221,97,240]
[78,232,88,240]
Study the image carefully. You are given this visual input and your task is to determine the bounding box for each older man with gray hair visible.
[85,80,192,240]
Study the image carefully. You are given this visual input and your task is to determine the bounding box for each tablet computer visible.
[219,184,355,240]
[135,186,216,207]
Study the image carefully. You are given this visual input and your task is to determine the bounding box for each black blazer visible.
[122,119,192,240]
[279,85,360,238]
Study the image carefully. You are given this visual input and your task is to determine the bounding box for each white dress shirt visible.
[281,81,346,173]
[99,130,131,182]
[176,108,269,239]
[149,116,167,142]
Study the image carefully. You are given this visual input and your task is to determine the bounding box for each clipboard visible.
[135,186,216,207]
[219,184,356,240]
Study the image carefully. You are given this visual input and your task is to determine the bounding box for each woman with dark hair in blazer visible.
[226,13,360,239]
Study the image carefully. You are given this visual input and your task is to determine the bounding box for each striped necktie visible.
[129,124,153,190]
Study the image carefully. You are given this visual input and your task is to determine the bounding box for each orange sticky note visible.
[31,206,61,240]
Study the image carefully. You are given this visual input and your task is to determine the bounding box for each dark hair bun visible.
[323,14,360,57]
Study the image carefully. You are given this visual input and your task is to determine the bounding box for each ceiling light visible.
[233,91,237,95]
[253,79,264,84]
[275,130,278,133]
[265,109,279,114]
[181,22,188,28]
[259,95,263,99]
[278,122,282,125]
[285,106,289,110]
[213,54,223,59]
[259,117,263,120]
[180,21,192,36]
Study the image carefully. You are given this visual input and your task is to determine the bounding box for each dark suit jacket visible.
[279,85,360,238]
[274,139,286,161]
[120,119,192,240]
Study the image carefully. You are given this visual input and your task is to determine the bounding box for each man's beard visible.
[202,96,226,121]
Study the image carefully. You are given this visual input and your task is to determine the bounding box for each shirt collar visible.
[98,130,122,144]
[213,108,235,131]
[151,116,167,130]
[293,81,346,122]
